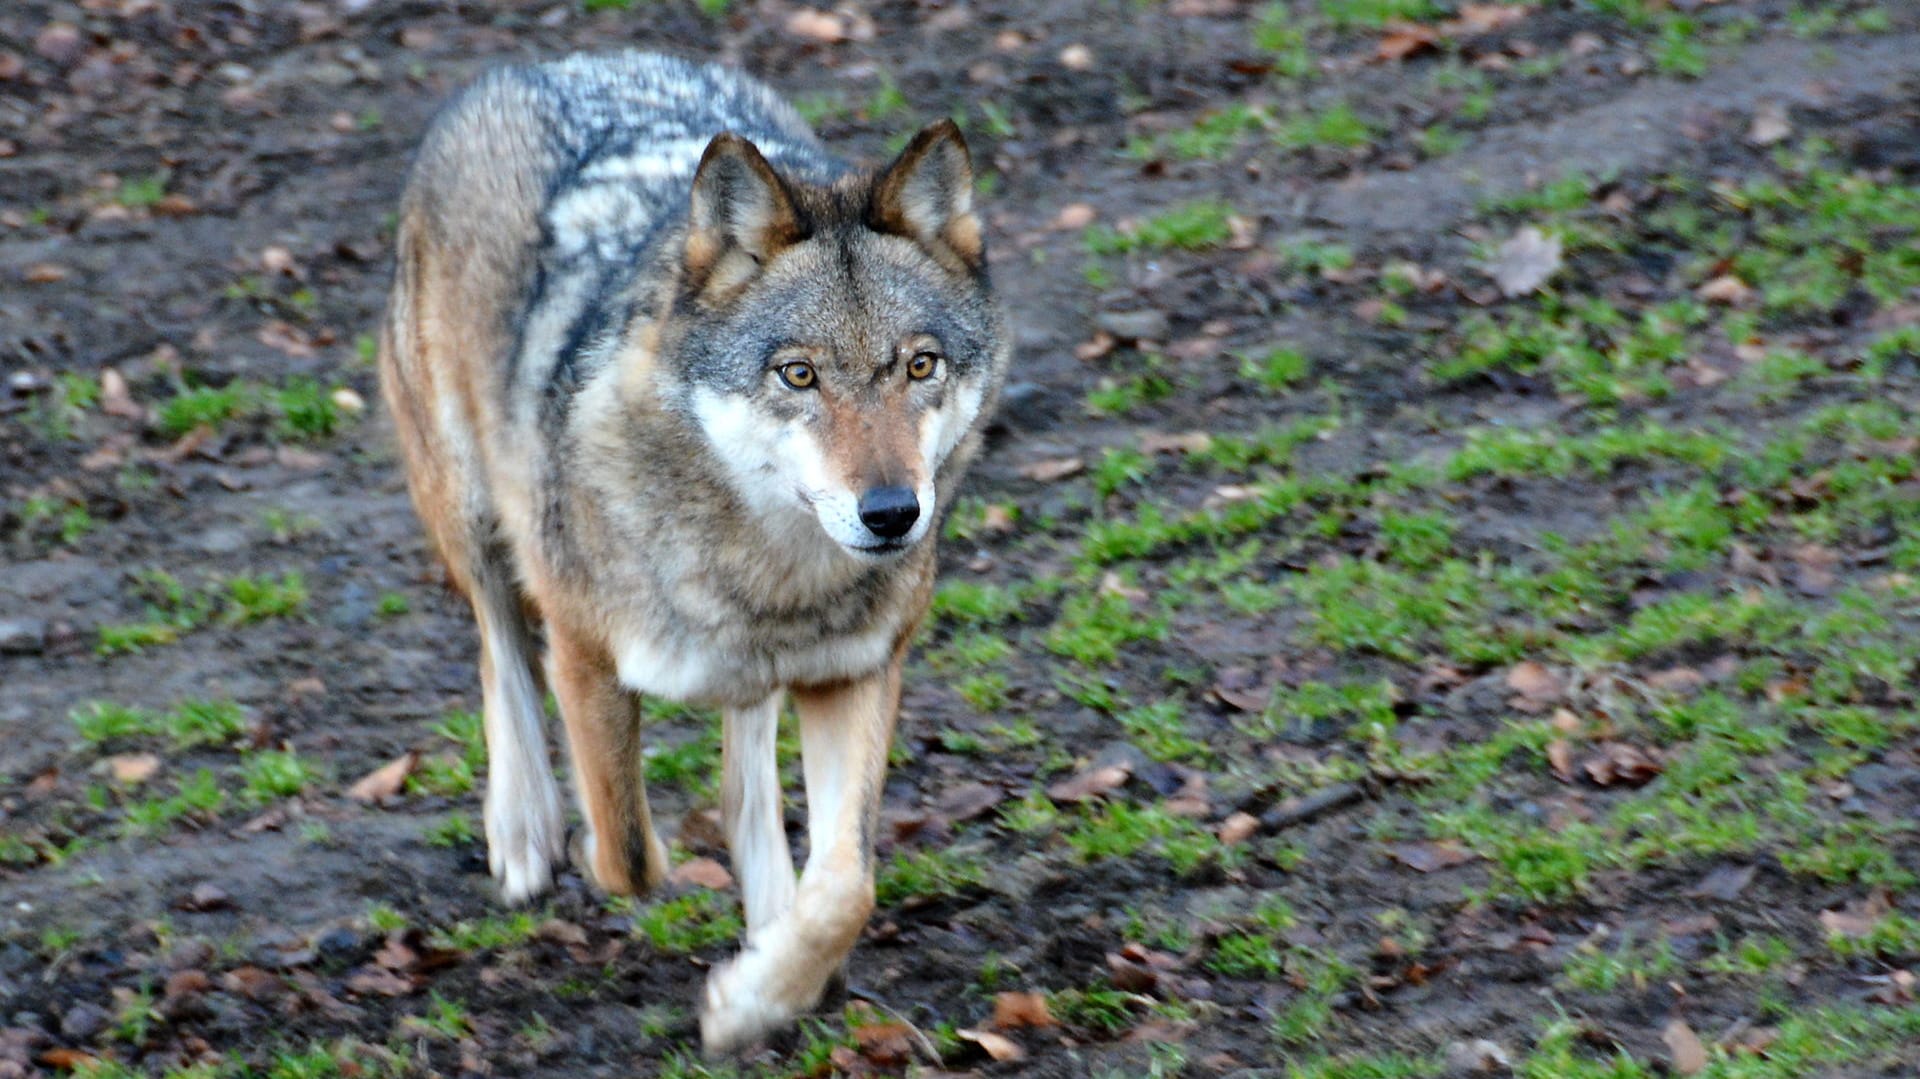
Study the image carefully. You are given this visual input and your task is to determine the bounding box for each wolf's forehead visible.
[755,236,956,355]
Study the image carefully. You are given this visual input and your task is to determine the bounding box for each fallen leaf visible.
[1018,456,1084,482]
[24,262,68,283]
[934,781,1005,822]
[176,883,232,912]
[1140,430,1213,455]
[100,368,142,418]
[1820,890,1892,939]
[958,1028,1025,1061]
[785,9,847,43]
[331,387,366,414]
[850,1020,914,1066]
[1107,952,1159,991]
[1218,811,1260,845]
[1663,1019,1708,1076]
[1580,743,1662,788]
[1389,841,1477,873]
[38,1048,102,1070]
[345,966,415,997]
[1054,203,1096,230]
[668,857,733,890]
[1547,739,1575,782]
[1449,3,1531,34]
[1377,25,1439,62]
[1748,101,1792,146]
[107,752,160,784]
[1486,226,1563,297]
[1688,864,1756,902]
[1074,331,1117,361]
[1696,275,1753,305]
[1058,44,1094,71]
[1210,667,1269,712]
[991,990,1055,1029]
[347,751,417,803]
[1047,763,1131,803]
[1506,660,1563,708]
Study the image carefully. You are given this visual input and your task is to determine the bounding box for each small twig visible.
[1259,781,1365,832]
[845,983,942,1065]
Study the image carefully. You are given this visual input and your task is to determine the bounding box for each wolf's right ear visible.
[683,133,805,299]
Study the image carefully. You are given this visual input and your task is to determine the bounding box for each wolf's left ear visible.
[869,119,984,274]
[683,133,806,299]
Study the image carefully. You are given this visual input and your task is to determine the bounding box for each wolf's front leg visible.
[547,622,669,896]
[723,693,796,938]
[700,656,901,1052]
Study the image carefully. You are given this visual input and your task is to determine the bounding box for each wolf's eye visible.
[907,351,940,380]
[778,361,817,390]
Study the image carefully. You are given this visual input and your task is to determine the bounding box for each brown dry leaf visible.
[1140,430,1213,455]
[108,752,161,785]
[1449,3,1532,34]
[1210,667,1270,712]
[39,1048,102,1070]
[980,503,1017,534]
[1018,456,1084,482]
[1377,24,1440,62]
[260,245,299,277]
[991,990,1056,1029]
[1696,275,1754,305]
[669,857,734,890]
[1218,811,1260,845]
[1581,743,1662,788]
[1547,739,1575,782]
[1506,661,1563,706]
[1047,763,1131,803]
[99,368,142,418]
[1054,203,1097,230]
[1388,840,1477,873]
[346,751,417,803]
[1487,226,1563,297]
[1107,952,1159,992]
[959,1028,1026,1062]
[785,9,848,43]
[345,966,415,997]
[1820,890,1892,939]
[850,1020,914,1067]
[1663,1019,1708,1076]
[24,262,68,283]
[934,781,1005,822]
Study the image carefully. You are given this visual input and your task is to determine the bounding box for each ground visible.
[3,1,1920,1076]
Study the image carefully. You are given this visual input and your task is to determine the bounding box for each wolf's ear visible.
[869,119,983,274]
[683,133,805,298]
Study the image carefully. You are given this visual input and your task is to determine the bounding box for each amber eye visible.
[907,351,940,380]
[779,361,817,390]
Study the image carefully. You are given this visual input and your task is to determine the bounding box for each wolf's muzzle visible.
[857,485,920,540]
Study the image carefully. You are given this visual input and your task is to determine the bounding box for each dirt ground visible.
[5,1,1920,1076]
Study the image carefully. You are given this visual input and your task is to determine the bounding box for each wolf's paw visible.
[485,780,565,905]
[699,954,796,1055]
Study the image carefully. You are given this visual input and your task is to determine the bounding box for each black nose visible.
[858,486,920,540]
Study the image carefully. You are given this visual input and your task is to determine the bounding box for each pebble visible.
[0,618,47,655]
[59,1002,108,1041]
[1094,308,1171,342]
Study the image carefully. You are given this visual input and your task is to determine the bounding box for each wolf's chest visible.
[611,619,897,707]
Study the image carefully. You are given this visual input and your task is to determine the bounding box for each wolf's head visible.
[658,120,1006,563]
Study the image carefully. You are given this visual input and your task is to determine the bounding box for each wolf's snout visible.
[857,486,919,539]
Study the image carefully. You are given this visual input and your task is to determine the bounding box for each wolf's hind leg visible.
[700,656,899,1052]
[723,693,795,938]
[473,568,567,904]
[547,622,669,896]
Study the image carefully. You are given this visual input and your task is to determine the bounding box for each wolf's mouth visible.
[847,538,911,556]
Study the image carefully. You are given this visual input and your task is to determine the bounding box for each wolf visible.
[377,51,1008,1049]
